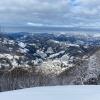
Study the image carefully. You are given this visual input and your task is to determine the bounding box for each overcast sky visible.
[0,0,99,27]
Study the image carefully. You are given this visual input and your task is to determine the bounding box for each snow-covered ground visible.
[0,86,100,100]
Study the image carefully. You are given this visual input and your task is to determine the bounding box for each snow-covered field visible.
[0,86,100,100]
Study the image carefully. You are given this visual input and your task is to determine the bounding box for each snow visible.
[19,48,28,53]
[36,50,47,59]
[40,59,62,74]
[49,40,60,44]
[0,54,19,60]
[93,34,100,38]
[18,42,26,48]
[11,59,18,67]
[67,43,80,47]
[49,51,65,59]
[8,40,15,45]
[0,86,100,100]
[46,47,54,54]
[86,51,100,80]
[0,54,13,59]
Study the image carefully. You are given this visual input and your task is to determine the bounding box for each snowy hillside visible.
[0,86,100,100]
[0,32,100,91]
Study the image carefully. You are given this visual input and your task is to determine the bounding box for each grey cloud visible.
[0,0,99,27]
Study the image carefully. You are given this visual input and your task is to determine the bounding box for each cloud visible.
[0,0,99,28]
[27,22,75,27]
[0,0,70,26]
[27,22,44,26]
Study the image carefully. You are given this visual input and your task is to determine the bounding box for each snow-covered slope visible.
[0,86,100,100]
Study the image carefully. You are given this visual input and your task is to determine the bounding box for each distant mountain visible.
[0,32,100,92]
[3,26,100,33]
